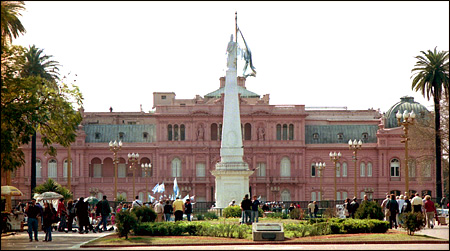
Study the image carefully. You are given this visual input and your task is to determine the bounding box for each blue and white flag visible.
[159,195,163,200]
[152,183,160,194]
[157,182,165,193]
[173,177,180,198]
[149,195,156,203]
[190,195,195,202]
[257,195,261,201]
[182,194,189,203]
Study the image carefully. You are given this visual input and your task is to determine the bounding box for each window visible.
[172,158,182,177]
[97,192,103,201]
[174,124,179,140]
[168,125,173,141]
[95,132,101,139]
[408,159,416,177]
[288,124,294,140]
[342,162,347,177]
[93,163,102,178]
[139,192,144,201]
[48,159,57,178]
[423,161,431,177]
[337,192,341,201]
[118,163,126,178]
[161,95,166,99]
[276,124,281,140]
[367,162,372,177]
[360,162,365,177]
[313,133,319,139]
[63,159,73,178]
[421,190,432,197]
[244,123,252,140]
[180,124,185,141]
[143,132,148,139]
[311,163,316,177]
[196,163,206,177]
[36,159,42,178]
[336,162,341,177]
[280,158,291,177]
[119,132,124,140]
[390,190,401,196]
[311,192,317,201]
[127,121,136,125]
[342,191,348,200]
[281,190,291,201]
[360,192,365,199]
[117,192,127,201]
[257,163,266,177]
[390,159,400,177]
[282,124,288,140]
[211,123,218,140]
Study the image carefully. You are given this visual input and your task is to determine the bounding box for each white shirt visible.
[132,199,143,208]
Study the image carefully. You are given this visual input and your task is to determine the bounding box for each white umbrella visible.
[35,191,63,201]
[1,185,24,196]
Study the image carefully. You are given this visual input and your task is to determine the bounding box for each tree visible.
[1,1,26,49]
[22,45,60,82]
[33,178,73,200]
[411,47,449,199]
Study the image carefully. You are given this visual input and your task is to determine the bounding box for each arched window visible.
[180,125,185,141]
[244,123,252,140]
[422,161,431,177]
[48,159,57,178]
[390,159,400,177]
[336,162,341,177]
[257,163,266,177]
[276,124,281,140]
[171,158,182,177]
[367,162,372,177]
[311,192,317,201]
[282,124,288,140]
[63,159,73,178]
[342,162,347,177]
[93,162,102,178]
[96,192,103,200]
[311,163,316,177]
[168,125,173,141]
[360,162,365,177]
[174,124,179,141]
[390,190,401,196]
[117,192,127,201]
[280,157,291,177]
[421,190,432,197]
[211,123,218,140]
[36,159,42,178]
[281,190,291,202]
[288,124,294,140]
[408,159,416,177]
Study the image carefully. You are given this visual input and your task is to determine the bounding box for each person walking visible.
[411,193,424,213]
[251,196,260,223]
[397,195,405,227]
[343,198,351,218]
[95,195,111,232]
[154,200,164,222]
[163,200,173,221]
[184,199,192,222]
[42,202,55,242]
[240,194,252,224]
[402,195,413,213]
[25,198,41,242]
[313,201,319,218]
[172,197,185,222]
[67,200,76,232]
[386,194,399,229]
[381,194,390,221]
[57,198,68,232]
[424,195,437,228]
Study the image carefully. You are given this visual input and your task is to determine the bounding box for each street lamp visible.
[329,152,342,201]
[349,139,362,198]
[396,110,415,198]
[128,153,139,199]
[141,162,152,202]
[316,162,326,201]
[270,186,280,201]
[109,140,122,201]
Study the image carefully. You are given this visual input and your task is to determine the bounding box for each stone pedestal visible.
[211,168,253,209]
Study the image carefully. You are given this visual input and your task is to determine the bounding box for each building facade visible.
[3,77,436,203]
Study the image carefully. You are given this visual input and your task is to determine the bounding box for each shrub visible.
[355,201,384,220]
[131,206,156,223]
[322,207,338,218]
[195,213,205,221]
[204,211,219,220]
[116,210,138,239]
[399,212,426,235]
[266,212,288,219]
[223,206,241,218]
[289,208,304,220]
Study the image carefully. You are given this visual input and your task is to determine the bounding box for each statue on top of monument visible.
[226,34,237,70]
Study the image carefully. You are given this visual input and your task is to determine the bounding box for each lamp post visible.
[316,162,326,201]
[128,153,139,199]
[329,152,342,201]
[270,186,280,201]
[109,140,122,201]
[141,162,152,202]
[396,110,415,198]
[349,139,362,198]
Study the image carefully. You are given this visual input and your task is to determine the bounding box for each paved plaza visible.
[1,225,448,250]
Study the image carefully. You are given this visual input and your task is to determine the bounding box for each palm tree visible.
[22,45,61,82]
[1,1,26,48]
[411,47,449,200]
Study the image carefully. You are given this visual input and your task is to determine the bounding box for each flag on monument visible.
[173,177,180,198]
[237,26,256,78]
[152,183,159,194]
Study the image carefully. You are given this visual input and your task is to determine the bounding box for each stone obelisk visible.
[211,30,254,209]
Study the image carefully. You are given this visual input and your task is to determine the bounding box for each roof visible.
[84,124,156,143]
[384,96,430,128]
[305,125,378,144]
[204,86,260,98]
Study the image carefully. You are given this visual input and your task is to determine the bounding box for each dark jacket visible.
[184,202,192,214]
[402,199,412,213]
[314,204,319,213]
[25,204,41,219]
[97,199,111,216]
[252,200,260,211]
[387,199,399,214]
[43,207,55,228]
[164,204,173,214]
[241,198,252,211]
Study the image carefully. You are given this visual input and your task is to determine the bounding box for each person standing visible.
[386,194,399,229]
[57,198,68,232]
[67,200,76,232]
[132,196,143,209]
[350,197,359,218]
[25,198,41,242]
[163,200,173,221]
[76,197,89,234]
[229,200,236,207]
[95,195,111,232]
[397,195,405,227]
[240,194,252,224]
[411,193,424,213]
[424,195,437,228]
[308,201,315,218]
[313,201,319,218]
[184,199,192,221]
[42,202,55,242]
[402,195,413,213]
[154,200,164,222]
[172,197,185,222]
[381,194,390,221]
[251,196,260,223]
[440,195,448,209]
[343,198,351,218]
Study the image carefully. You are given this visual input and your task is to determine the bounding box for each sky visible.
[13,1,449,113]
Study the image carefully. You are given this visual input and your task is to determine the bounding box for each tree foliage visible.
[1,1,26,48]
[33,178,73,200]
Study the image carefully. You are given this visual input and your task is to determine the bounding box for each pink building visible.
[3,77,436,203]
